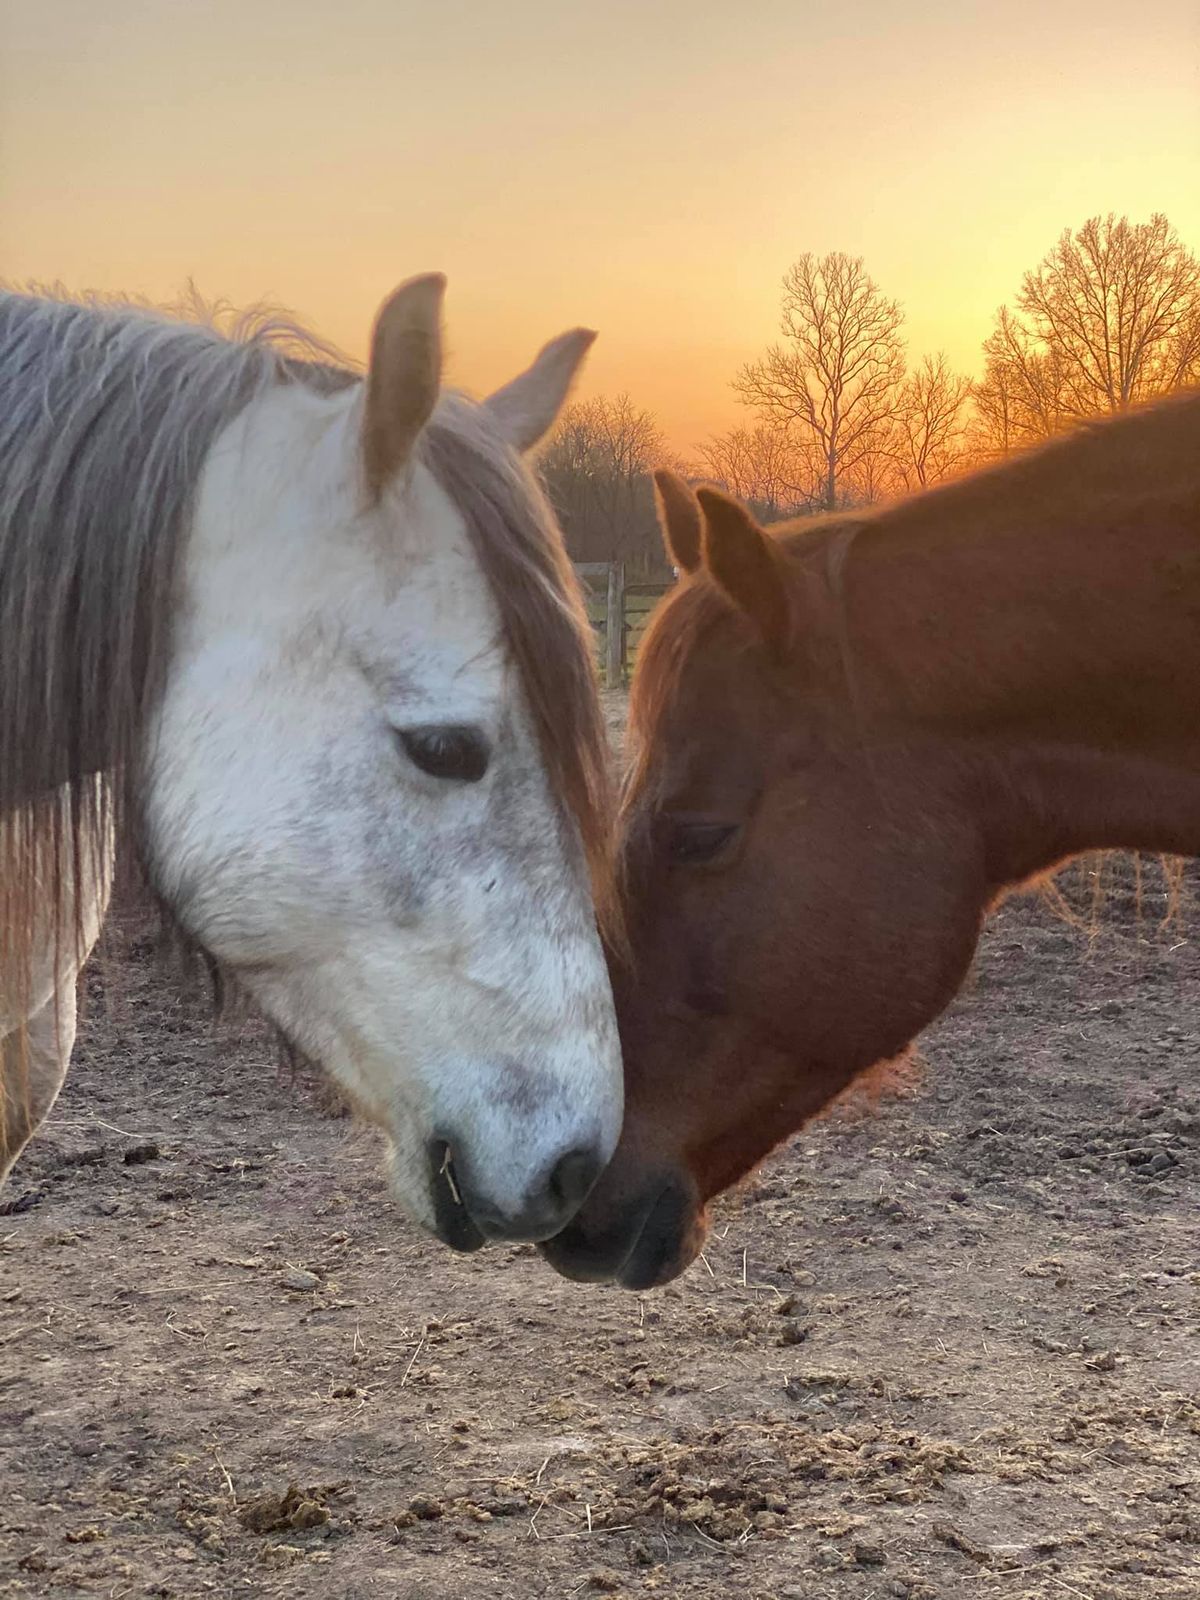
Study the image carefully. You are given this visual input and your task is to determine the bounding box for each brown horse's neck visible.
[828,392,1200,888]
[970,745,1200,888]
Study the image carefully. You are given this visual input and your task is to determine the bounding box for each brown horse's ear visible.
[652,468,702,574]
[362,273,445,499]
[695,487,791,654]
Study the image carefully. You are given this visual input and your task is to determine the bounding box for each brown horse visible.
[541,387,1200,1291]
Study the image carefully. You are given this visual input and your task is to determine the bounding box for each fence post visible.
[605,561,626,688]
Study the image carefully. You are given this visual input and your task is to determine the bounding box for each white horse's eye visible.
[398,724,491,784]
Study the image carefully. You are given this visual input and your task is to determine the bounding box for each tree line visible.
[541,213,1200,574]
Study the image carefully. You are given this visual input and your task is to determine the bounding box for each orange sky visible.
[3,0,1198,453]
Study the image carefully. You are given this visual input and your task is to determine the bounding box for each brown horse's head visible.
[541,472,990,1289]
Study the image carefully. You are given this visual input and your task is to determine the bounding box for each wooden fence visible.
[575,563,674,687]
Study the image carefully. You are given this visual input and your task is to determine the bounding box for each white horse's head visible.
[143,277,622,1247]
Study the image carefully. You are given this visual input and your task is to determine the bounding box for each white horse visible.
[0,275,622,1250]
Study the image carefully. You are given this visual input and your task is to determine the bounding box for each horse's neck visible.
[850,417,1200,883]
[974,744,1200,887]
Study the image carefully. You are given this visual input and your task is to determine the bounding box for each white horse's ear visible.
[484,328,597,453]
[362,274,445,497]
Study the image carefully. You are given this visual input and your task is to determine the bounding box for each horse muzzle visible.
[428,1136,606,1252]
[539,1169,706,1291]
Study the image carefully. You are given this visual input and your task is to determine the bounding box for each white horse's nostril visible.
[429,1139,486,1254]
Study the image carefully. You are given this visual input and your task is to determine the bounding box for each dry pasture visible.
[1,707,1197,1599]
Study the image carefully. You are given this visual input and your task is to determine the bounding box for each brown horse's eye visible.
[667,820,738,865]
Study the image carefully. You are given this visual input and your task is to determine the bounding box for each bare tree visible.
[695,421,820,521]
[971,306,1075,457]
[539,394,668,573]
[1021,213,1200,412]
[888,353,973,490]
[973,214,1200,456]
[734,252,907,510]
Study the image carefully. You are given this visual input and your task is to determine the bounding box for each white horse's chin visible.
[362,1036,622,1248]
[220,938,622,1250]
[379,1125,440,1236]
[323,1052,624,1254]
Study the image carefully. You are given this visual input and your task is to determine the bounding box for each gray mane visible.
[0,287,356,987]
[0,286,354,819]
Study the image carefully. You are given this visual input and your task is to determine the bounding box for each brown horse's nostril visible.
[615,1178,705,1290]
[539,1168,704,1289]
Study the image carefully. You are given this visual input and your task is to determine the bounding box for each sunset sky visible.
[3,0,1198,453]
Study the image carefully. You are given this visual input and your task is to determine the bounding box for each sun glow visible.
[3,0,1197,454]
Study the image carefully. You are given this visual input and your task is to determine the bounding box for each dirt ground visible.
[2,734,1198,1598]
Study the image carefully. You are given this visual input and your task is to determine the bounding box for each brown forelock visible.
[622,576,733,815]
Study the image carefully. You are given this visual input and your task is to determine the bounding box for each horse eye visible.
[667,820,739,865]
[398,725,490,783]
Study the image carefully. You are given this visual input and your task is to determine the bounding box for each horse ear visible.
[362,273,445,499]
[483,329,597,453]
[695,487,791,654]
[652,469,702,574]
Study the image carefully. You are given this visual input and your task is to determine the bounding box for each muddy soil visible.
[2,753,1197,1598]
